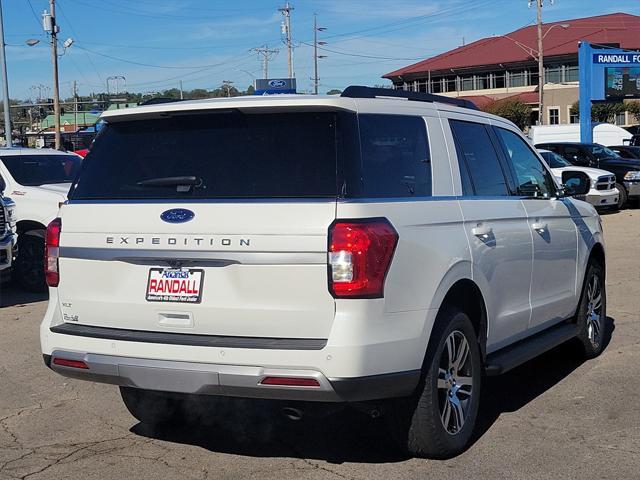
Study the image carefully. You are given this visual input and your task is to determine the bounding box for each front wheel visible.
[615,183,628,210]
[386,307,482,459]
[574,261,606,359]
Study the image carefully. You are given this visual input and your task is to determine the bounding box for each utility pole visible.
[43,0,62,149]
[222,80,234,97]
[531,0,553,125]
[179,80,183,99]
[250,45,278,79]
[73,80,78,130]
[312,14,327,95]
[279,2,294,78]
[0,0,12,147]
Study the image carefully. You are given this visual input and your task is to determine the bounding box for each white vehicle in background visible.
[0,191,16,280]
[0,148,82,291]
[528,123,632,147]
[537,149,619,210]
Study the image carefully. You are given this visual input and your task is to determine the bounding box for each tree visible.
[571,101,626,123]
[626,101,640,123]
[246,85,255,96]
[482,99,531,130]
[326,89,342,95]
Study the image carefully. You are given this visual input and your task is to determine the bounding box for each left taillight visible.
[328,218,398,298]
[45,217,62,287]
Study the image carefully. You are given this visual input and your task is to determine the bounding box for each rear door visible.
[449,119,533,351]
[57,110,345,340]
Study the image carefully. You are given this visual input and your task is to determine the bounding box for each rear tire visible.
[386,307,482,459]
[14,234,47,293]
[120,387,185,426]
[615,183,628,210]
[574,261,606,359]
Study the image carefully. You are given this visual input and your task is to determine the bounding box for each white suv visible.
[40,87,607,458]
[0,148,82,291]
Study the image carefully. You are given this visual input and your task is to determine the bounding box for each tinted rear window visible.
[71,112,340,200]
[2,154,82,186]
[69,110,432,201]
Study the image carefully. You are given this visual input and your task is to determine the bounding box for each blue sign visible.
[254,78,297,95]
[579,43,640,143]
[160,208,195,224]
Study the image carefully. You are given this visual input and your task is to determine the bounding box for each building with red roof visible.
[383,13,640,126]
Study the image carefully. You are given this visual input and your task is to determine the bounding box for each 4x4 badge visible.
[160,208,195,224]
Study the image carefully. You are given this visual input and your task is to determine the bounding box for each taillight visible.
[45,217,62,287]
[328,218,398,298]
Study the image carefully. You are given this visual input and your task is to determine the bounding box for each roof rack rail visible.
[138,97,184,106]
[340,85,479,110]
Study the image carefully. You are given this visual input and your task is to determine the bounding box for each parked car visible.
[535,142,640,208]
[0,148,82,291]
[608,145,640,159]
[537,149,618,210]
[42,87,606,459]
[528,123,632,146]
[0,187,16,281]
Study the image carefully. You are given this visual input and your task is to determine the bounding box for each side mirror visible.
[561,170,590,197]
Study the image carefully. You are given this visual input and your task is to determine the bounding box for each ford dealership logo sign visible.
[268,79,287,88]
[160,208,195,224]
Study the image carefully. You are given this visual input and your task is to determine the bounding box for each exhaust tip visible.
[282,407,303,421]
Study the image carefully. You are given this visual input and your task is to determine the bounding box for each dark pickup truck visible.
[535,142,640,208]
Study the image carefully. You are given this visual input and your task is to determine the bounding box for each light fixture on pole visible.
[312,14,327,95]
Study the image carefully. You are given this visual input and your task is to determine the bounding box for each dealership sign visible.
[254,78,297,95]
[579,43,640,143]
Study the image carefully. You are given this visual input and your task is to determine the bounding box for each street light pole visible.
[43,0,62,149]
[0,0,12,147]
[536,0,545,125]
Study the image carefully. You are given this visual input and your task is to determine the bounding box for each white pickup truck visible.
[0,148,82,291]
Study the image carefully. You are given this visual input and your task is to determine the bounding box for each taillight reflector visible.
[45,218,61,287]
[328,218,398,298]
[53,358,89,369]
[260,377,320,387]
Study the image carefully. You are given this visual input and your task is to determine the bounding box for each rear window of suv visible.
[2,154,82,186]
[69,110,432,201]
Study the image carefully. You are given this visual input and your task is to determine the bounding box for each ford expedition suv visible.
[41,87,606,459]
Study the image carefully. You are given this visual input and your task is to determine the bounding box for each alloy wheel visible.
[437,331,473,435]
[586,274,603,347]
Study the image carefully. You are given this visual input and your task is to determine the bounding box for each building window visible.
[417,80,427,92]
[548,107,560,125]
[615,112,626,126]
[510,72,526,87]
[568,106,579,124]
[461,76,474,91]
[565,65,579,83]
[477,74,490,90]
[444,76,456,92]
[494,73,506,89]
[431,79,442,93]
[546,66,562,84]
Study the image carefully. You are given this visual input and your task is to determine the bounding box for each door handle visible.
[532,222,548,234]
[471,225,493,238]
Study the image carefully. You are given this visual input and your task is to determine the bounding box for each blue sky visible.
[3,0,640,99]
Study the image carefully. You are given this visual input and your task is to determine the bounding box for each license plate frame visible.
[145,268,204,304]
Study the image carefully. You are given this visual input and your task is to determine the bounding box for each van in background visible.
[528,123,632,146]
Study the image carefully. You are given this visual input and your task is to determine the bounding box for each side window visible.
[563,146,590,165]
[494,127,556,198]
[449,120,509,196]
[357,114,431,198]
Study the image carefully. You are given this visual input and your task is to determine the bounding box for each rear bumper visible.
[43,351,420,402]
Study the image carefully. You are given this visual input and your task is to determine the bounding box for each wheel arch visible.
[16,220,47,239]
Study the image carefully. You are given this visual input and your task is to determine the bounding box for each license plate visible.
[146,268,204,303]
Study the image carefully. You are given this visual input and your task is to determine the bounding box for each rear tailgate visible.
[57,202,336,339]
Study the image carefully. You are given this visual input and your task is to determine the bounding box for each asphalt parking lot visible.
[1,209,639,480]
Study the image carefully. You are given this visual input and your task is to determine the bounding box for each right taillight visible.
[45,217,62,287]
[328,218,398,298]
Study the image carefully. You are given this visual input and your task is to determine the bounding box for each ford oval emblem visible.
[160,208,195,224]
[268,79,287,88]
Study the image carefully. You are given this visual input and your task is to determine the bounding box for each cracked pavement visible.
[1,210,639,480]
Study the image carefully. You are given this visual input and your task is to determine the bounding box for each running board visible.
[484,322,579,376]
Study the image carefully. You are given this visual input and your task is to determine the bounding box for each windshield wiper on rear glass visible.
[137,176,203,188]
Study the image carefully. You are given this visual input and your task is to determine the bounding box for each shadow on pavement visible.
[0,282,48,308]
[131,317,615,464]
